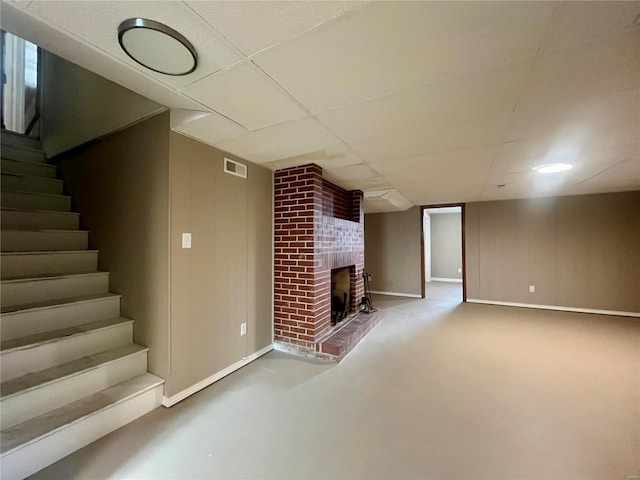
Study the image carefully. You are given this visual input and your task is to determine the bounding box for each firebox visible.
[331,266,354,325]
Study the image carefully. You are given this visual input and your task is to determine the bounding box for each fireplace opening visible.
[331,266,353,326]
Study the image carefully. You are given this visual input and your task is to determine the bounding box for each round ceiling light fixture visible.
[532,163,573,174]
[118,18,197,76]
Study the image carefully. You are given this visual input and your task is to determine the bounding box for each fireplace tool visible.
[359,272,377,314]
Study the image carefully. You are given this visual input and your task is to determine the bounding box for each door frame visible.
[420,203,466,302]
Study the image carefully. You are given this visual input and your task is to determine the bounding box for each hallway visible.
[32,294,639,479]
[425,280,463,302]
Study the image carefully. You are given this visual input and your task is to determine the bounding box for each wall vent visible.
[224,158,247,179]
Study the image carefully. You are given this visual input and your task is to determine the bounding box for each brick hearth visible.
[274,164,366,356]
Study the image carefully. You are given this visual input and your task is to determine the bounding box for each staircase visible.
[0,132,164,479]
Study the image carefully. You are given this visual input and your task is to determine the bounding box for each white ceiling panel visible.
[384,165,488,204]
[507,88,640,143]
[370,147,497,177]
[493,140,639,171]
[517,31,640,114]
[3,0,638,212]
[568,157,640,195]
[172,111,248,146]
[183,63,307,131]
[214,116,347,165]
[322,163,378,182]
[351,114,511,164]
[545,1,640,50]
[262,147,362,171]
[317,59,531,145]
[336,177,395,193]
[185,0,368,56]
[254,1,552,112]
[25,0,242,89]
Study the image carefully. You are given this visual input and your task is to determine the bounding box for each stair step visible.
[1,130,42,151]
[1,190,71,212]
[1,271,109,309]
[1,293,122,341]
[0,158,56,179]
[0,344,149,435]
[1,250,99,279]
[1,143,46,163]
[1,229,88,252]
[0,374,163,479]
[1,317,133,385]
[1,172,64,195]
[1,207,79,230]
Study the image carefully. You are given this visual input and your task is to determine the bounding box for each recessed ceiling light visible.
[118,18,197,76]
[532,163,573,174]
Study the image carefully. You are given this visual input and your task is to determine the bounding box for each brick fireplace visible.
[274,164,365,355]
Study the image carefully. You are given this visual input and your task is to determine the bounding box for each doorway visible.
[421,205,465,302]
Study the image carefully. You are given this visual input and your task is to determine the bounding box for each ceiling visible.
[2,1,639,213]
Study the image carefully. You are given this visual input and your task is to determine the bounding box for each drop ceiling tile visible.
[517,31,640,114]
[317,59,531,147]
[322,163,377,182]
[185,1,368,56]
[566,161,640,194]
[507,88,640,142]
[254,1,552,112]
[25,0,242,89]
[482,151,640,200]
[263,149,361,171]
[400,184,481,207]
[370,147,497,177]
[172,112,248,146]
[572,157,640,189]
[183,63,307,131]
[545,1,640,50]
[385,166,488,201]
[335,177,394,192]
[351,114,511,163]
[494,138,639,171]
[214,116,343,165]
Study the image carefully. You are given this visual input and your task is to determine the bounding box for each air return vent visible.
[224,158,247,179]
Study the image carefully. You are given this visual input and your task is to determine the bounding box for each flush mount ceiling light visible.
[532,163,573,174]
[118,18,197,76]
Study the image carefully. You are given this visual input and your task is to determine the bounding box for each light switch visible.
[182,233,192,249]
[529,285,535,293]
[240,323,247,336]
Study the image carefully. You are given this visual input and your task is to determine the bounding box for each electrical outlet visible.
[182,233,192,249]
[529,285,535,293]
[240,323,247,336]
[457,268,462,273]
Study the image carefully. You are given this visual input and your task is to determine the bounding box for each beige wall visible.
[465,191,640,313]
[57,112,171,376]
[430,212,462,280]
[166,133,273,397]
[364,207,422,296]
[41,51,163,157]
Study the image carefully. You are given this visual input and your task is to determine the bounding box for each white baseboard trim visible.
[370,290,422,298]
[162,343,274,407]
[430,278,463,283]
[466,299,640,318]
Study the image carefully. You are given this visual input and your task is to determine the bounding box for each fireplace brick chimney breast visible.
[274,164,364,353]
